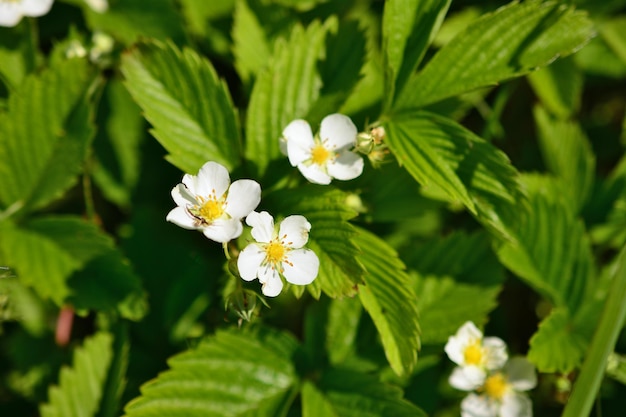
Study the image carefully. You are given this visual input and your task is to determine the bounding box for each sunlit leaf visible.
[0,22,36,89]
[527,56,583,118]
[233,0,271,84]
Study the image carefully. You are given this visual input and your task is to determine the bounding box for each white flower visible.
[445,321,508,378]
[283,113,364,185]
[166,161,261,243]
[237,211,319,297]
[457,357,537,417]
[0,0,54,27]
[84,0,107,13]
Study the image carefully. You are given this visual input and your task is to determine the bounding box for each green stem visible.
[222,242,231,260]
[562,247,626,417]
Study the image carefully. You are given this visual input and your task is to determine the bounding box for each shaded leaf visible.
[0,22,36,89]
[527,56,583,118]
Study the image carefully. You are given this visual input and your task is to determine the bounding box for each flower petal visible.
[460,393,498,417]
[225,179,261,219]
[483,337,509,370]
[278,215,311,249]
[237,244,265,281]
[166,207,198,230]
[21,0,54,17]
[445,321,483,366]
[259,266,283,297]
[171,184,197,208]
[0,4,22,27]
[284,120,314,166]
[326,151,364,181]
[449,366,486,391]
[202,218,243,243]
[505,357,537,391]
[500,393,532,417]
[297,163,332,185]
[282,249,319,285]
[319,114,357,150]
[246,211,275,243]
[196,161,230,197]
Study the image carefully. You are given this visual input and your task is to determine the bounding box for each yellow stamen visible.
[195,194,225,222]
[311,143,331,165]
[484,373,508,400]
[266,241,285,264]
[464,342,483,365]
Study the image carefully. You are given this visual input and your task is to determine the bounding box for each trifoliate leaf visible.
[40,332,114,417]
[356,228,420,376]
[527,56,583,118]
[121,41,241,174]
[0,59,94,214]
[123,327,299,417]
[395,0,594,110]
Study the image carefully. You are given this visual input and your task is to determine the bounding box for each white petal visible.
[326,151,364,181]
[166,207,197,230]
[505,357,537,391]
[21,0,54,17]
[297,163,332,185]
[500,393,532,417]
[319,114,357,150]
[282,249,319,285]
[246,211,275,243]
[225,179,261,219]
[483,337,509,370]
[449,366,485,391]
[196,161,230,197]
[171,184,197,208]
[278,215,311,249]
[284,120,314,166]
[259,266,283,297]
[237,244,265,281]
[0,4,22,26]
[461,394,499,417]
[202,218,243,243]
[445,321,484,366]
[84,0,108,13]
[181,173,197,194]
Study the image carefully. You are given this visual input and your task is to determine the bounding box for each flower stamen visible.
[483,373,508,400]
[311,143,332,165]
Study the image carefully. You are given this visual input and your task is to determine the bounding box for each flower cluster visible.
[445,321,537,417]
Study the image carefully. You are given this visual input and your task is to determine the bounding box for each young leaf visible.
[265,186,365,299]
[245,20,331,176]
[395,0,594,110]
[232,0,271,84]
[382,0,451,109]
[384,110,522,239]
[123,327,299,417]
[40,332,114,417]
[356,228,420,376]
[121,41,241,174]
[0,58,95,213]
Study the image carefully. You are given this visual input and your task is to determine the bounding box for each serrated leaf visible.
[233,0,271,84]
[40,332,114,417]
[121,41,241,174]
[527,56,583,118]
[0,23,36,89]
[356,228,420,376]
[123,327,299,417]
[309,369,427,417]
[497,176,595,314]
[534,105,594,213]
[384,110,522,239]
[245,20,330,176]
[395,0,594,110]
[265,186,364,298]
[382,0,451,109]
[0,59,94,213]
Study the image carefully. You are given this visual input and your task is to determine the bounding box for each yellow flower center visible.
[199,199,224,221]
[484,373,509,400]
[265,241,286,264]
[464,341,483,365]
[311,143,332,165]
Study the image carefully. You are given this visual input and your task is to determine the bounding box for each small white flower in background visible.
[456,357,537,417]
[282,113,364,185]
[445,321,508,376]
[166,161,261,243]
[0,0,54,27]
[65,40,87,59]
[237,211,319,297]
[84,0,107,13]
[89,31,114,62]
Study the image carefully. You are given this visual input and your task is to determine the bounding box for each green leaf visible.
[600,16,626,66]
[123,327,299,417]
[356,228,420,376]
[384,110,522,239]
[98,324,131,417]
[40,332,114,417]
[496,176,595,314]
[308,369,427,417]
[527,56,583,118]
[0,58,95,213]
[265,186,365,298]
[533,105,595,213]
[233,0,272,84]
[382,0,451,109]
[121,40,241,174]
[245,20,331,176]
[302,382,338,417]
[0,22,36,90]
[575,35,626,78]
[395,0,594,110]
[326,297,362,366]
